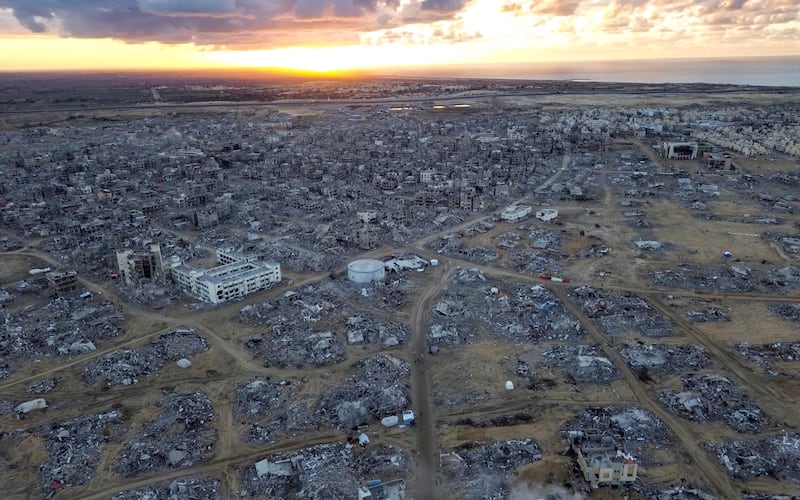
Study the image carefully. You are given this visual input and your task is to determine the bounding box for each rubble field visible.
[711,433,800,483]
[658,374,767,433]
[439,439,542,500]
[0,296,124,379]
[566,406,675,465]
[569,286,676,338]
[117,391,217,478]
[233,377,321,444]
[237,443,409,499]
[737,341,800,376]
[428,268,584,346]
[316,354,411,429]
[619,344,714,379]
[651,264,800,294]
[111,477,221,500]
[533,344,621,385]
[82,329,209,388]
[38,409,128,497]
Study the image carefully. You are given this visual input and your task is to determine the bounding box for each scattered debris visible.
[316,354,410,429]
[112,477,220,500]
[658,374,766,432]
[567,407,673,465]
[238,443,409,499]
[710,433,800,482]
[117,392,216,477]
[440,439,542,500]
[539,344,620,384]
[570,287,675,338]
[620,344,712,376]
[737,341,800,376]
[25,376,62,395]
[39,409,128,497]
[686,307,730,322]
[82,329,209,387]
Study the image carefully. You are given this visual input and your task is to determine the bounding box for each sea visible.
[397,56,800,87]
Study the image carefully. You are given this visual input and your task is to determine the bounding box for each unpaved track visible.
[409,261,453,499]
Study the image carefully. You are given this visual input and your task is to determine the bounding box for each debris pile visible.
[257,241,342,274]
[345,315,410,347]
[440,439,542,500]
[570,287,675,338]
[651,264,756,292]
[112,477,220,500]
[430,236,500,263]
[82,329,209,387]
[769,303,800,324]
[238,443,408,499]
[711,433,800,482]
[737,342,800,376]
[430,274,584,346]
[539,345,620,384]
[686,307,730,322]
[245,329,345,368]
[25,376,62,395]
[237,285,343,326]
[117,392,216,477]
[0,296,124,378]
[658,374,766,432]
[632,484,717,500]
[567,407,672,465]
[316,354,410,429]
[233,378,317,444]
[39,410,128,497]
[620,344,713,375]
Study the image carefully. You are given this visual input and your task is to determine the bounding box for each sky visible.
[0,0,798,72]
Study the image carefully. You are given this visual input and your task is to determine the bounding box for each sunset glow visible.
[0,1,797,72]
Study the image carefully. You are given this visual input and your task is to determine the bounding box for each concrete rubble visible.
[25,376,62,395]
[316,354,410,429]
[82,329,209,387]
[0,296,124,379]
[737,341,800,376]
[538,344,620,384]
[570,287,675,338]
[620,344,713,378]
[567,407,673,465]
[710,433,800,482]
[769,303,800,324]
[430,271,584,346]
[233,377,319,444]
[237,443,409,499]
[658,374,766,432]
[112,477,220,500]
[38,409,128,497]
[686,307,730,322]
[440,439,542,500]
[652,264,800,294]
[117,392,216,477]
[632,484,717,499]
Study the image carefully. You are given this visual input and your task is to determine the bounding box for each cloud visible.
[0,0,798,52]
[0,0,439,46]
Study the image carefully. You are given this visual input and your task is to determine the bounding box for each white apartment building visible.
[173,249,281,304]
[501,204,532,223]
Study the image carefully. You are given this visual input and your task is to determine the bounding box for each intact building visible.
[172,249,281,305]
[501,205,532,223]
[569,430,638,489]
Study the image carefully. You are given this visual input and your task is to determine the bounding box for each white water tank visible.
[347,259,385,283]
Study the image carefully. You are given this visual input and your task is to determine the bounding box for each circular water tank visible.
[347,259,385,283]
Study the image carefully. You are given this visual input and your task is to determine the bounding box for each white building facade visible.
[173,249,281,304]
